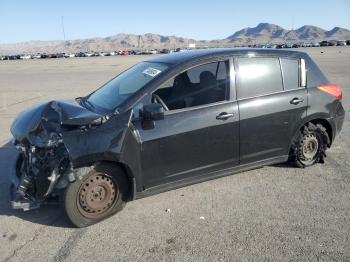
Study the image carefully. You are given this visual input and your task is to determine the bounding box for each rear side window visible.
[236,57,283,99]
[281,58,300,90]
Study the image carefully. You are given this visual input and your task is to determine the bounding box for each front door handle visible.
[216,112,234,120]
[290,97,304,105]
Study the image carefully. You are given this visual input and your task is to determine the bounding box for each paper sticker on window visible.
[142,67,162,77]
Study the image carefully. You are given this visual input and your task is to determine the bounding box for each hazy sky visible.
[0,0,349,43]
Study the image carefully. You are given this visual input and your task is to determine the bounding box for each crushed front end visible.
[11,137,71,210]
[9,100,104,210]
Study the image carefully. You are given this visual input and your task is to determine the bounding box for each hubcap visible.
[77,173,118,219]
[302,135,319,160]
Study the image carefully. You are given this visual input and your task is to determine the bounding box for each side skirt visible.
[134,155,288,200]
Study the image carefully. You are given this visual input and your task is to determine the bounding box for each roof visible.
[147,48,308,65]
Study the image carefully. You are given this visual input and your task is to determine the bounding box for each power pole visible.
[61,16,66,41]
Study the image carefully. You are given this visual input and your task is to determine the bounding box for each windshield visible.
[87,62,168,111]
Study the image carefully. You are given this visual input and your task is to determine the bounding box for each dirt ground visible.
[0,47,349,261]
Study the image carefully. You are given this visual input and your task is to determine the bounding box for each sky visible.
[0,0,349,44]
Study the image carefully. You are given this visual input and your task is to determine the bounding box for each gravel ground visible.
[0,47,349,262]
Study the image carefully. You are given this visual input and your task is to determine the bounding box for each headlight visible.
[90,116,110,127]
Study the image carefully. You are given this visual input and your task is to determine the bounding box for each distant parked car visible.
[160,49,170,54]
[328,40,337,46]
[75,52,87,57]
[32,54,42,59]
[346,40,350,45]
[320,41,330,46]
[3,55,18,60]
[120,50,129,56]
[85,52,94,57]
[311,42,320,47]
[20,55,32,59]
[64,53,76,58]
[337,40,347,46]
[175,48,186,52]
[47,54,57,58]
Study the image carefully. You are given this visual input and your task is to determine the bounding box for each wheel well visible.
[308,119,333,146]
[97,160,135,201]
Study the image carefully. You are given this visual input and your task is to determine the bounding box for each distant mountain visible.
[225,23,350,44]
[226,23,289,42]
[1,23,350,54]
[295,25,326,39]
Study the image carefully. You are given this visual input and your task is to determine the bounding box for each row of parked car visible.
[1,40,349,61]
[0,49,174,61]
[246,40,350,49]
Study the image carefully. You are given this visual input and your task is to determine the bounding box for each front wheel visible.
[289,123,330,167]
[63,163,128,227]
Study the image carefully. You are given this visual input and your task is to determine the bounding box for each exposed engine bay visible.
[12,139,71,210]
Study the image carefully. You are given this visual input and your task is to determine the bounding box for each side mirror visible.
[140,103,164,130]
[142,103,164,121]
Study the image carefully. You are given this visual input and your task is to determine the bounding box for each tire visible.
[289,122,330,168]
[63,163,129,227]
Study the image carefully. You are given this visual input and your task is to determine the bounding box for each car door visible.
[235,56,308,164]
[134,59,239,188]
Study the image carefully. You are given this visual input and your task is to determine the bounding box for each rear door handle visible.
[290,97,304,105]
[216,112,234,120]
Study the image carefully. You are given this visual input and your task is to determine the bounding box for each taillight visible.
[317,84,342,100]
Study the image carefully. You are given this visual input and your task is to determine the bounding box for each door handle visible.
[290,97,304,105]
[216,112,234,120]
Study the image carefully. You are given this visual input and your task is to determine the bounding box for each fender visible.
[287,112,335,152]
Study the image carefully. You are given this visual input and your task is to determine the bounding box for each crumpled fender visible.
[61,109,134,167]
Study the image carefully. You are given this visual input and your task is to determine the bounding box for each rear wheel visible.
[63,163,128,227]
[289,123,330,167]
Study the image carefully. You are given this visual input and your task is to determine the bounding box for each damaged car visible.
[10,48,345,227]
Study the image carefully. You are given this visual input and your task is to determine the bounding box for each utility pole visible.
[61,16,66,41]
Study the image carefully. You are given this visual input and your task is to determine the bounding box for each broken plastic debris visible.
[199,216,205,220]
[165,208,171,213]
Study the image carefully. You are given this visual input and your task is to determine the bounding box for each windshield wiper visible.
[79,97,95,110]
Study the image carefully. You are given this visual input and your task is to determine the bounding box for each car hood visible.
[11,99,103,146]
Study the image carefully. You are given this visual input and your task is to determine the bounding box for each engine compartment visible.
[15,140,71,200]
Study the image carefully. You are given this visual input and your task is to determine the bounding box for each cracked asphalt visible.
[0,47,349,261]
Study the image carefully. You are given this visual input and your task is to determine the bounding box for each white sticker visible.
[142,67,162,77]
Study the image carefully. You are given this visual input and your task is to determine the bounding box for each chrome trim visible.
[164,99,232,115]
[300,58,306,87]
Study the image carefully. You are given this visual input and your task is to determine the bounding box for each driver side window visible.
[154,60,230,110]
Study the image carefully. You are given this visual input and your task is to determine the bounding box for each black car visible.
[320,41,330,46]
[10,48,345,227]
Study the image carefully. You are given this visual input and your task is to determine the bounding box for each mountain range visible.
[1,23,350,54]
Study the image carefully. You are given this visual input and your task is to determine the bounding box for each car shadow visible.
[0,141,73,228]
[270,162,298,169]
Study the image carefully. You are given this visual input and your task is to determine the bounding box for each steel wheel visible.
[77,173,118,219]
[301,134,319,161]
[290,122,330,168]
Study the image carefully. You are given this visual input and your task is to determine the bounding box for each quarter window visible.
[236,57,283,99]
[280,58,300,90]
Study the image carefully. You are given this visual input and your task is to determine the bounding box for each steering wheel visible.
[153,94,169,111]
